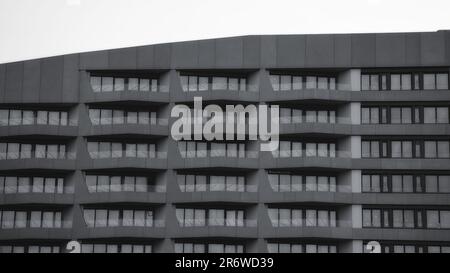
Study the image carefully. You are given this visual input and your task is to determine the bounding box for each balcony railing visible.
[0,117,78,127]
[87,184,166,193]
[90,117,169,126]
[269,184,352,193]
[179,184,258,193]
[179,150,259,159]
[270,150,352,158]
[88,151,167,159]
[0,220,73,229]
[1,185,75,194]
[269,219,352,228]
[178,219,257,228]
[0,151,76,160]
[84,219,165,228]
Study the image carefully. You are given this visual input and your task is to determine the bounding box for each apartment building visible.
[1,31,450,253]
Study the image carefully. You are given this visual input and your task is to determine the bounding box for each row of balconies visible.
[83,69,450,97]
[3,237,450,253]
[1,206,450,244]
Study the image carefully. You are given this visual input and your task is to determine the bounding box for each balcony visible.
[0,123,78,137]
[358,90,450,102]
[353,228,450,242]
[81,74,170,103]
[358,123,450,136]
[0,152,77,171]
[80,151,167,170]
[84,120,169,137]
[0,220,73,240]
[261,190,353,204]
[354,158,450,170]
[170,151,259,169]
[260,151,352,170]
[280,121,352,136]
[262,223,353,239]
[78,190,167,204]
[0,189,75,205]
[169,188,258,203]
[75,220,166,239]
[170,219,258,238]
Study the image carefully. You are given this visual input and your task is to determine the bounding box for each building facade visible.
[1,31,450,253]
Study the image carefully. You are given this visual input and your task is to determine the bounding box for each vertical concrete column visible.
[157,238,174,253]
[338,69,361,91]
[351,170,362,193]
[350,102,361,125]
[351,240,363,253]
[350,136,361,159]
[352,205,362,228]
[339,240,363,253]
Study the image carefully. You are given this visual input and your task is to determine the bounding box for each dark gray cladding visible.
[1,30,450,253]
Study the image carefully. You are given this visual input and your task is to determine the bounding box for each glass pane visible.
[270,75,280,91]
[212,77,227,90]
[306,143,316,157]
[391,74,401,90]
[22,111,34,125]
[139,79,150,91]
[401,74,411,90]
[292,76,302,90]
[437,141,450,158]
[128,78,139,91]
[424,107,436,123]
[114,78,125,91]
[423,74,436,90]
[425,141,437,158]
[90,76,101,92]
[317,77,328,89]
[436,107,449,123]
[370,75,379,90]
[280,75,291,91]
[102,77,113,92]
[306,76,317,89]
[361,75,370,90]
[198,77,208,91]
[436,73,448,90]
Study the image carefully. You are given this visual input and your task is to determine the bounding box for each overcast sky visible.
[1,0,450,63]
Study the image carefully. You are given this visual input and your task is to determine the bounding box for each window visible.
[276,109,336,124]
[90,75,160,93]
[362,141,379,158]
[270,74,336,91]
[178,141,247,158]
[176,208,245,227]
[85,175,156,193]
[423,73,449,90]
[268,243,336,253]
[362,107,380,124]
[391,74,401,90]
[423,74,436,90]
[363,209,382,227]
[84,209,153,227]
[363,207,450,229]
[178,174,244,193]
[87,142,157,159]
[436,73,449,90]
[0,143,68,160]
[0,210,63,229]
[269,208,336,228]
[424,107,449,124]
[361,72,448,91]
[180,74,247,92]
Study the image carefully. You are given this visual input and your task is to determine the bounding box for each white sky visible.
[1,0,450,63]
